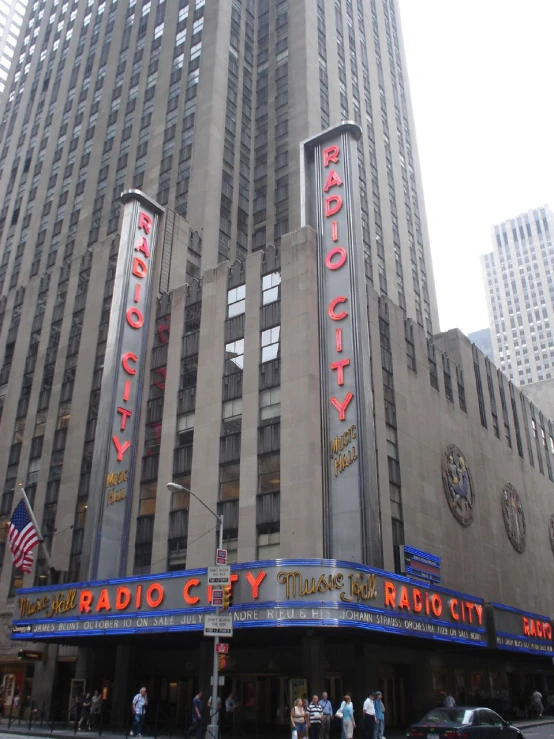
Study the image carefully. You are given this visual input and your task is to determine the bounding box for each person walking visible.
[340,694,355,739]
[374,691,385,739]
[363,690,376,739]
[318,692,333,739]
[90,691,102,731]
[79,693,91,731]
[307,695,322,739]
[291,697,308,739]
[444,693,456,708]
[532,690,544,719]
[187,690,204,739]
[130,688,148,737]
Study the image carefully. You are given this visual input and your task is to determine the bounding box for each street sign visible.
[216,548,227,565]
[216,643,229,654]
[212,589,224,606]
[207,565,230,585]
[204,614,233,637]
[210,677,225,686]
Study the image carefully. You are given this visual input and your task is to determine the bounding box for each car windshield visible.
[420,709,473,726]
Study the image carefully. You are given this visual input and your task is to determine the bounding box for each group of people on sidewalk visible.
[291,689,386,739]
[71,690,103,731]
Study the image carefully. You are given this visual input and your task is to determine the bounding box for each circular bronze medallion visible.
[442,445,474,526]
[501,484,526,553]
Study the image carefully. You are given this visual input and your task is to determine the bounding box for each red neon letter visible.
[96,589,111,612]
[183,579,200,605]
[246,571,267,599]
[522,617,529,636]
[135,236,150,257]
[328,296,348,321]
[157,323,170,344]
[79,590,93,613]
[335,328,343,352]
[325,195,343,218]
[325,247,347,271]
[122,352,138,375]
[384,581,396,608]
[116,587,131,611]
[330,358,350,386]
[323,169,343,192]
[332,221,338,242]
[431,594,442,617]
[330,392,354,421]
[450,598,459,621]
[132,256,148,279]
[413,589,422,613]
[475,604,483,626]
[323,145,340,167]
[112,435,131,462]
[123,380,131,402]
[153,367,166,391]
[126,306,144,329]
[117,407,132,431]
[146,583,164,608]
[138,212,152,234]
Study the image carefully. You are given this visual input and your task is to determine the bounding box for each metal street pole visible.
[208,515,224,739]
[166,483,224,739]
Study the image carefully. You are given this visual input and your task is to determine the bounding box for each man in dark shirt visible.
[187,690,203,739]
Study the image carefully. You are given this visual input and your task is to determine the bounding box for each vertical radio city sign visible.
[301,123,381,565]
[84,191,163,580]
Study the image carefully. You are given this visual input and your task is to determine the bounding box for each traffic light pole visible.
[208,514,224,739]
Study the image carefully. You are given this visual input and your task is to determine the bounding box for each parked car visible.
[407,707,525,739]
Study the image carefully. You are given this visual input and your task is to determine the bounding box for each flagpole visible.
[18,483,53,571]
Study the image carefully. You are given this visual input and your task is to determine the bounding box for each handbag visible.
[292,730,298,739]
[336,710,344,719]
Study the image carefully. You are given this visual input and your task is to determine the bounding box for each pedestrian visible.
[444,693,456,708]
[531,690,543,719]
[363,690,376,739]
[374,691,385,739]
[130,687,148,737]
[318,692,333,739]
[79,693,91,731]
[224,692,237,733]
[340,694,355,739]
[71,694,82,731]
[291,697,308,739]
[90,691,102,731]
[187,690,204,739]
[307,695,322,739]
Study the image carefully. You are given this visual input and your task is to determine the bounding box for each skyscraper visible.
[481,206,554,386]
[3,0,554,725]
[0,0,26,96]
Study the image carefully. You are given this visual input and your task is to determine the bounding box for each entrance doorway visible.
[378,664,408,726]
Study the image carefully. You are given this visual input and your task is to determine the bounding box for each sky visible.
[398,0,554,335]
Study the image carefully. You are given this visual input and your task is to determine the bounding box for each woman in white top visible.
[291,698,308,739]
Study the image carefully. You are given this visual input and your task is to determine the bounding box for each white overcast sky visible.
[398,0,554,335]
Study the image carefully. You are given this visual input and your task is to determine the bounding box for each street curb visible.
[517,719,554,729]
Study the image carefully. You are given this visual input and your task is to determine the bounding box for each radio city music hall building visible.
[1,0,554,731]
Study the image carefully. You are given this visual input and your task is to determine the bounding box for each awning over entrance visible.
[9,558,551,654]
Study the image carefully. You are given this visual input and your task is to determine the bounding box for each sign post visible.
[209,517,226,739]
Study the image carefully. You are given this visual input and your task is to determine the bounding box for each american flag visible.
[9,499,40,573]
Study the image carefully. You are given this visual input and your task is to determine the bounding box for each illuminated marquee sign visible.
[11,560,488,647]
[302,123,380,563]
[84,191,163,580]
[487,603,554,656]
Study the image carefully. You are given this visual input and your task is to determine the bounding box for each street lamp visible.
[166,482,224,739]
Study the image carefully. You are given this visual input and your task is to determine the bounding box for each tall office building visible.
[2,0,554,729]
[481,206,554,386]
[0,0,26,96]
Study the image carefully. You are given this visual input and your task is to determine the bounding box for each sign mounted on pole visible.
[83,190,164,581]
[204,614,233,637]
[208,566,231,586]
[216,643,229,654]
[216,549,227,565]
[301,123,381,565]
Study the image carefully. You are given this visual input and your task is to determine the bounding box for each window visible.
[257,531,280,558]
[261,326,280,363]
[225,339,244,371]
[262,271,281,305]
[227,284,245,317]
[219,463,240,500]
[260,387,280,420]
[223,398,242,419]
[258,453,280,493]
